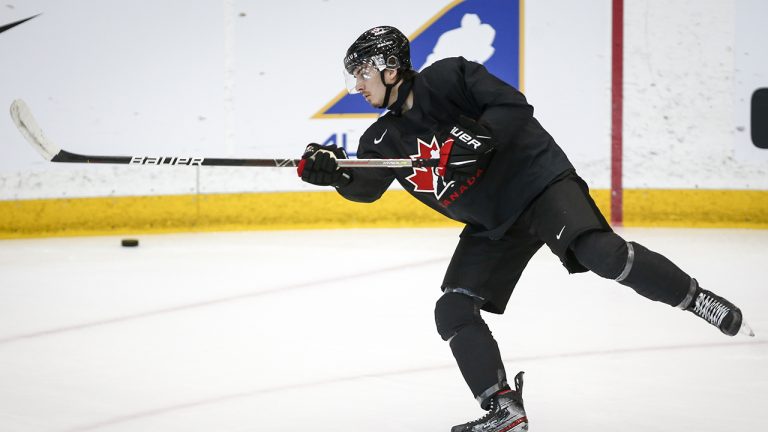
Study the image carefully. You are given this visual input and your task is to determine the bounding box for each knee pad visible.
[434,291,483,341]
[571,230,628,279]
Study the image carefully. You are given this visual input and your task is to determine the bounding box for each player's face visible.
[350,63,384,107]
[354,66,397,108]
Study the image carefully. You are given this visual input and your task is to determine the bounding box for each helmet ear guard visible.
[384,55,401,69]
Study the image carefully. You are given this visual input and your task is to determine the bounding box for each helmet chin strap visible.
[377,69,402,109]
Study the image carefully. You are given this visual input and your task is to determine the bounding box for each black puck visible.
[121,239,139,247]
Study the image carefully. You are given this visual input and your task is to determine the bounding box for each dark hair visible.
[399,68,418,81]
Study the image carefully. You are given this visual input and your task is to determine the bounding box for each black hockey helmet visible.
[343,26,412,107]
[344,26,411,74]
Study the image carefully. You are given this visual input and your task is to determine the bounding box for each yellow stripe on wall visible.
[0,189,765,239]
[623,189,768,228]
[0,191,458,239]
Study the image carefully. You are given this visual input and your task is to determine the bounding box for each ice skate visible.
[685,285,754,337]
[451,372,528,432]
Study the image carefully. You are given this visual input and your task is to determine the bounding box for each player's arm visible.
[429,57,530,182]
[459,57,534,143]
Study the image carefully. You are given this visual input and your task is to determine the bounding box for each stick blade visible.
[9,99,61,161]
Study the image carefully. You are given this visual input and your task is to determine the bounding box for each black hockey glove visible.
[297,143,352,187]
[437,115,496,182]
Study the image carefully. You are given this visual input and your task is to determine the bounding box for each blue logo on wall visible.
[313,0,523,118]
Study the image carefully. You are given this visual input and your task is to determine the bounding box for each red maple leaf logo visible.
[405,137,452,198]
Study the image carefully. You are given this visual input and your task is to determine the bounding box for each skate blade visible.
[739,319,755,337]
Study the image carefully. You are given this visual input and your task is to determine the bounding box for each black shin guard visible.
[616,242,691,306]
[571,231,692,307]
[449,323,508,407]
[435,292,508,407]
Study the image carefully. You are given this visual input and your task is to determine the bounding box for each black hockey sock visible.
[571,231,691,306]
[615,242,691,306]
[435,291,508,408]
[449,323,509,408]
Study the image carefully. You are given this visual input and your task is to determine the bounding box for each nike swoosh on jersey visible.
[373,129,388,144]
[556,225,566,240]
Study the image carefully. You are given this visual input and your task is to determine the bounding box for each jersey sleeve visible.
[335,128,396,203]
[458,57,534,143]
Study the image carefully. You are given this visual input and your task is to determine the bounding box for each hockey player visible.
[297,26,753,432]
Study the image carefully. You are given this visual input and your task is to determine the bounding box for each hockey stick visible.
[9,99,438,168]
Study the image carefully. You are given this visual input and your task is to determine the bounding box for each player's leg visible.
[569,230,689,304]
[435,290,508,405]
[525,172,751,336]
[435,292,528,432]
[438,225,540,431]
[570,230,751,336]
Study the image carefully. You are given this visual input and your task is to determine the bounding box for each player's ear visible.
[384,68,399,84]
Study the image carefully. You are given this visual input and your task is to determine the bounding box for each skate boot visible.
[682,281,754,337]
[451,372,528,432]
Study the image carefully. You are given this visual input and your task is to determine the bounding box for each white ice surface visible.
[0,227,766,432]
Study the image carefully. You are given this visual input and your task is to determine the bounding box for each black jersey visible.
[337,57,575,239]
